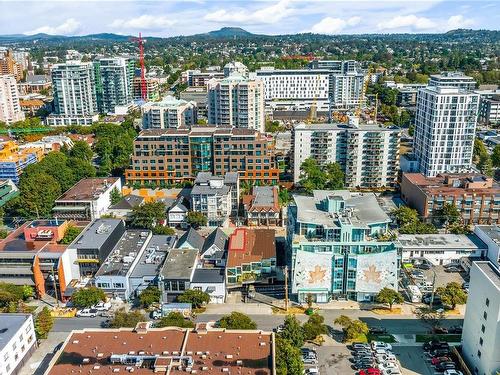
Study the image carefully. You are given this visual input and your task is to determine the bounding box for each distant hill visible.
[205,27,257,38]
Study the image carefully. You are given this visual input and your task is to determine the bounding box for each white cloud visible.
[204,0,294,25]
[377,14,436,30]
[110,15,176,31]
[446,15,474,30]
[311,16,361,34]
[25,18,80,35]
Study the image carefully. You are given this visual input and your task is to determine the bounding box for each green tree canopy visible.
[153,226,175,235]
[275,338,304,375]
[218,311,257,330]
[334,315,368,342]
[35,306,54,339]
[392,206,438,234]
[186,211,208,229]
[302,313,327,341]
[110,309,146,328]
[68,140,93,162]
[138,286,161,308]
[492,145,500,168]
[375,288,404,310]
[299,158,344,193]
[71,287,106,308]
[433,203,461,227]
[278,315,304,348]
[177,289,210,308]
[110,187,122,205]
[156,312,194,328]
[60,225,83,245]
[130,201,166,230]
[436,282,467,309]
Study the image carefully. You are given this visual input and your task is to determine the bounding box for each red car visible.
[359,368,381,375]
[431,356,452,366]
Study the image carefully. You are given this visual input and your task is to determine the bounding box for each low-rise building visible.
[0,219,81,300]
[128,235,176,296]
[181,69,224,87]
[190,172,239,227]
[190,268,226,303]
[142,96,197,129]
[19,98,46,116]
[478,94,500,125]
[226,228,277,286]
[95,230,152,300]
[107,194,144,218]
[243,185,281,226]
[0,179,19,207]
[18,74,51,95]
[461,261,500,375]
[474,225,500,269]
[159,248,198,301]
[0,141,44,184]
[200,228,228,268]
[401,173,500,224]
[397,234,487,265]
[167,197,189,228]
[18,135,74,154]
[67,218,126,276]
[0,314,37,375]
[288,190,398,302]
[176,228,205,251]
[53,177,122,221]
[45,324,275,375]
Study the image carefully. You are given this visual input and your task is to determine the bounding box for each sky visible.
[0,0,499,37]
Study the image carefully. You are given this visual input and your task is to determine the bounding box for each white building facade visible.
[207,75,265,132]
[0,74,25,124]
[413,86,479,177]
[461,261,500,375]
[0,314,37,375]
[293,123,400,188]
[142,96,197,129]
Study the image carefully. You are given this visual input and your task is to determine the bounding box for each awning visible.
[76,259,100,263]
[0,277,35,286]
[52,206,88,211]
[0,267,33,275]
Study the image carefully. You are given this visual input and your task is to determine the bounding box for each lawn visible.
[367,333,397,343]
[415,334,462,343]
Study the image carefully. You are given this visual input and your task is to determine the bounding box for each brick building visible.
[126,127,279,186]
[401,172,500,224]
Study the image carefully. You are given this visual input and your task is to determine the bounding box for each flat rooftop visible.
[56,177,119,202]
[294,123,400,132]
[475,225,500,243]
[161,249,198,280]
[475,261,500,289]
[130,235,177,279]
[0,314,31,351]
[95,230,151,277]
[47,325,274,375]
[70,219,124,250]
[397,234,487,250]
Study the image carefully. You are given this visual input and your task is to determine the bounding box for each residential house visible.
[0,314,37,375]
[176,228,205,250]
[243,185,281,226]
[190,268,226,303]
[200,228,228,267]
[107,195,144,218]
[159,249,198,301]
[226,228,277,286]
[167,197,189,228]
[0,179,18,207]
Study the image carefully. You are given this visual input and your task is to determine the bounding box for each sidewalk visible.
[204,303,273,315]
[19,332,69,375]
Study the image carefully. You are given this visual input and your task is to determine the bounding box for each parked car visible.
[76,308,98,318]
[369,326,388,334]
[305,367,319,374]
[431,356,452,366]
[352,343,371,350]
[100,311,113,318]
[449,326,463,334]
[444,266,462,273]
[375,354,396,364]
[415,263,431,270]
[433,327,449,334]
[359,369,381,375]
[461,282,469,289]
[151,309,162,320]
[92,301,111,311]
[443,370,463,375]
[354,352,373,359]
[378,362,399,372]
[354,361,375,370]
[381,369,402,375]
[436,362,456,372]
[431,348,451,357]
[274,324,285,333]
[371,342,392,351]
[423,340,449,351]
[444,262,460,269]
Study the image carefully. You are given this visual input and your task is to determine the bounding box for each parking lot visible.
[313,345,355,374]
[396,346,434,375]
[423,265,468,288]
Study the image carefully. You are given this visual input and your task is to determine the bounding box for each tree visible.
[110,187,122,205]
[60,225,82,245]
[71,287,106,308]
[186,211,207,229]
[492,145,500,168]
[156,312,194,328]
[375,288,404,311]
[177,289,210,308]
[130,201,166,230]
[334,315,368,342]
[416,307,445,331]
[299,158,344,193]
[278,315,304,348]
[110,309,146,328]
[302,313,327,341]
[218,311,257,330]
[16,172,61,218]
[478,154,493,177]
[138,286,161,308]
[265,120,284,133]
[275,337,304,375]
[35,307,54,339]
[433,203,461,227]
[0,282,31,307]
[153,225,175,235]
[473,139,488,161]
[278,188,292,207]
[436,282,467,310]
[392,206,419,227]
[68,140,93,162]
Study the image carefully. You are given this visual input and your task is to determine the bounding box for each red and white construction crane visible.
[131,32,147,101]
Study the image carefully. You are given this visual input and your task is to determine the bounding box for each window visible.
[479,337,483,346]
[477,350,481,358]
[483,311,488,320]
[485,298,489,307]
[481,324,485,333]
